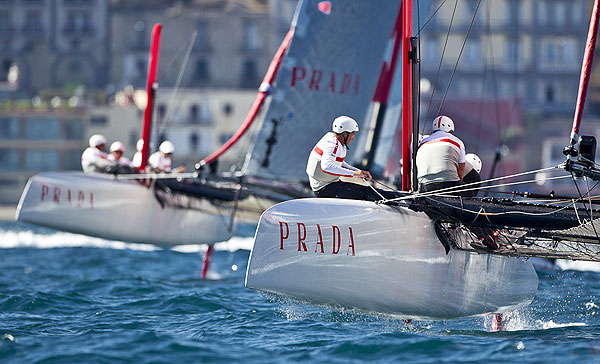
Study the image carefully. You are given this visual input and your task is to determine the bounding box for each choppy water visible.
[2,221,600,363]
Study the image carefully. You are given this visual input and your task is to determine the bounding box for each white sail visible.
[245,0,402,181]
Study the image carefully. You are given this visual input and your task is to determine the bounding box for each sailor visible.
[306,115,395,200]
[463,153,482,197]
[81,134,116,173]
[108,141,133,166]
[131,139,144,168]
[149,140,185,173]
[416,116,466,194]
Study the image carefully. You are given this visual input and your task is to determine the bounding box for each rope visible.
[385,165,562,202]
[364,178,387,201]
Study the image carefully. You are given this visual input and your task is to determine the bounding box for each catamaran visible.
[246,0,600,323]
[15,1,404,275]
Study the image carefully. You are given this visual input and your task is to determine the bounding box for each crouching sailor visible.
[81,134,116,173]
[306,115,396,201]
[416,116,466,194]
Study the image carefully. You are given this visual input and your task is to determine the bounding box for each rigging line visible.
[423,191,579,217]
[436,0,482,117]
[365,178,387,201]
[385,165,561,202]
[571,171,600,240]
[157,30,198,138]
[425,0,458,130]
[416,0,447,37]
[420,174,571,199]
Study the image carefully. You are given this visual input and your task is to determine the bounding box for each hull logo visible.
[279,221,355,256]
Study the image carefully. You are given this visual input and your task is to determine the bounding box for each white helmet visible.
[465,153,482,173]
[332,115,359,134]
[110,141,125,153]
[432,115,454,133]
[89,134,107,148]
[159,140,175,154]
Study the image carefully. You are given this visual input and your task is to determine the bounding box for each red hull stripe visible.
[420,138,461,150]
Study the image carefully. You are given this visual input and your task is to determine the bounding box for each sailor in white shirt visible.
[81,134,115,173]
[149,141,185,173]
[306,115,396,200]
[416,116,466,193]
[107,141,133,167]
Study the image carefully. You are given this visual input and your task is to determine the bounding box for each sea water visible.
[1,221,600,363]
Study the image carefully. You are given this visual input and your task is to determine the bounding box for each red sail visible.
[140,23,162,171]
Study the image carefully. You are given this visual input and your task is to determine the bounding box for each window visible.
[0,116,19,139]
[0,10,12,32]
[465,38,481,66]
[64,119,83,140]
[190,133,199,153]
[194,59,209,82]
[90,116,107,125]
[23,10,41,32]
[506,38,519,65]
[25,150,59,171]
[65,10,91,33]
[63,150,82,170]
[538,0,548,26]
[194,21,210,51]
[243,21,262,51]
[133,21,146,49]
[545,84,555,104]
[190,104,199,123]
[24,117,60,140]
[0,148,19,170]
[240,59,258,88]
[0,59,12,82]
[69,60,80,72]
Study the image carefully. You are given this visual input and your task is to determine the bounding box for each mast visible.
[566,0,599,156]
[139,23,162,172]
[401,0,413,191]
[197,28,295,169]
[361,6,403,174]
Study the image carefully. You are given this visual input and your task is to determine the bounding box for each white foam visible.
[0,229,254,253]
[556,260,600,272]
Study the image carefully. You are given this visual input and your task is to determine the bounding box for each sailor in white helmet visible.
[462,153,482,197]
[107,141,132,166]
[149,140,185,173]
[81,134,116,173]
[416,116,466,193]
[306,116,396,200]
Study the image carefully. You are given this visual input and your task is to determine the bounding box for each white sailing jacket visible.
[306,132,359,191]
[416,130,466,184]
[149,152,172,172]
[81,147,113,173]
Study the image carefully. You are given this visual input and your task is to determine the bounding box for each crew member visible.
[416,116,466,193]
[306,115,394,200]
[149,140,185,173]
[81,134,115,173]
[108,141,138,174]
[131,139,144,168]
[463,153,482,197]
[108,141,133,166]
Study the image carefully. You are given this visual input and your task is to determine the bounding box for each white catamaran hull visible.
[16,172,234,246]
[245,198,539,320]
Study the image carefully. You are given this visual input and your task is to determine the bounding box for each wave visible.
[0,227,254,252]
